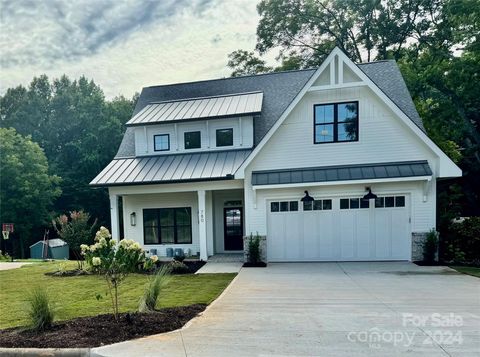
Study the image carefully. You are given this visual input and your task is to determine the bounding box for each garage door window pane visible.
[323,199,332,210]
[395,196,405,207]
[360,199,369,209]
[303,201,313,211]
[350,198,359,209]
[280,202,289,212]
[289,201,298,211]
[313,200,322,210]
[385,196,395,207]
[375,197,384,208]
[340,199,349,209]
[271,202,279,212]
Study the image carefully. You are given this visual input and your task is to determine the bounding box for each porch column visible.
[197,190,208,261]
[109,194,120,242]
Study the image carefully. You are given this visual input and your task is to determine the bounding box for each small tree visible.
[53,210,97,269]
[82,227,145,321]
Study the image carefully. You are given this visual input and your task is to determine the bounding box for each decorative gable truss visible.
[235,47,461,179]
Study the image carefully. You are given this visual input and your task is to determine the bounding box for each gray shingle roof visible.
[357,60,425,132]
[91,149,252,186]
[126,92,263,126]
[252,161,432,186]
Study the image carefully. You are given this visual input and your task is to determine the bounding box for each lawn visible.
[0,261,235,329]
[450,266,480,278]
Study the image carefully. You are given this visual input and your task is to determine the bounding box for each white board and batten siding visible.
[134,116,254,156]
[121,191,215,257]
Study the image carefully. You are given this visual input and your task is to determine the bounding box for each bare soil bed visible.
[0,304,205,348]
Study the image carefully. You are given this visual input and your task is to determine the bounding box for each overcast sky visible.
[1,0,275,99]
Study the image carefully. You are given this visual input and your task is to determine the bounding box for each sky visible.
[0,0,276,99]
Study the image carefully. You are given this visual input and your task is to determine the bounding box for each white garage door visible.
[267,195,410,261]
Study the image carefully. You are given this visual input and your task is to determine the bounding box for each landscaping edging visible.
[0,347,99,357]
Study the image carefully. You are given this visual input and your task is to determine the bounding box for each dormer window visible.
[184,131,201,150]
[314,102,358,144]
[216,128,233,147]
[154,134,170,151]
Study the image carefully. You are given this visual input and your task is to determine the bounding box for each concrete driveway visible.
[0,262,31,271]
[94,262,480,357]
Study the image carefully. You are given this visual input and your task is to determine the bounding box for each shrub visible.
[247,233,261,264]
[27,287,54,331]
[143,254,159,271]
[442,217,480,264]
[139,265,171,312]
[173,253,185,262]
[423,229,439,263]
[81,227,146,321]
[0,250,11,262]
[169,260,190,274]
[53,210,97,269]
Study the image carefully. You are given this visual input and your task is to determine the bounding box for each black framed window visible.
[143,208,192,244]
[314,102,358,143]
[375,196,406,208]
[154,134,170,151]
[184,131,201,149]
[341,197,369,209]
[270,201,299,212]
[216,128,233,147]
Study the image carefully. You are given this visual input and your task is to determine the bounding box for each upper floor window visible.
[184,131,201,150]
[314,102,358,144]
[154,134,170,151]
[216,128,233,147]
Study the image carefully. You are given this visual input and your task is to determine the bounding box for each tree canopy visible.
[0,128,61,256]
[0,76,136,256]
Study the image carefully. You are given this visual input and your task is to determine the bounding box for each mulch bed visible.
[243,262,267,268]
[45,269,91,277]
[0,304,206,348]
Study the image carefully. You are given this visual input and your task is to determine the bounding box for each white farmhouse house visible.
[90,48,461,262]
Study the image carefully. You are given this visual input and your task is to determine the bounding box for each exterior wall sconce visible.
[301,190,314,202]
[363,187,378,200]
[130,212,136,226]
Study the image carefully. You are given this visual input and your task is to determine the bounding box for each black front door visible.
[224,207,243,251]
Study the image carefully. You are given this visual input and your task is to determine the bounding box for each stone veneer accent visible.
[411,232,428,261]
[243,235,267,263]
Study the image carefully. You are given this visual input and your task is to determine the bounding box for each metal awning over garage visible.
[126,91,263,126]
[90,149,252,186]
[252,161,432,186]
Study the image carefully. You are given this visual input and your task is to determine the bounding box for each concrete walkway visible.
[0,262,31,271]
[195,262,243,274]
[94,262,480,357]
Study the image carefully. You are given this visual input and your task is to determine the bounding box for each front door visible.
[224,207,243,251]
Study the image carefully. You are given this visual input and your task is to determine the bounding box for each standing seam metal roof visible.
[90,149,252,186]
[126,92,263,126]
[251,161,432,186]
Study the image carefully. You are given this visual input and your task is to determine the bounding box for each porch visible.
[108,181,246,261]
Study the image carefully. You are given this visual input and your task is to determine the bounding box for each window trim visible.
[215,128,234,147]
[143,207,192,245]
[313,101,359,144]
[184,131,201,150]
[153,134,170,152]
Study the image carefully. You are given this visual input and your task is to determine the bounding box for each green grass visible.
[0,261,235,329]
[450,266,480,278]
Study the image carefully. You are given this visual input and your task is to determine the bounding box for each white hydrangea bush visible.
[80,226,149,320]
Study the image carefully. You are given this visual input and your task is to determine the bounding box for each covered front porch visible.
[108,180,245,261]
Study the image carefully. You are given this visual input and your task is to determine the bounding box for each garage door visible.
[267,195,410,261]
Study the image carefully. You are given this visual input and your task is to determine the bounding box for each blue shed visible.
[30,239,69,259]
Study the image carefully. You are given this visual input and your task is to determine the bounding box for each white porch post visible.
[197,190,208,261]
[109,194,120,242]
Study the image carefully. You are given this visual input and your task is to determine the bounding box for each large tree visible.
[0,128,61,257]
[0,76,136,227]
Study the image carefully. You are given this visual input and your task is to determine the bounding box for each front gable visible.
[236,47,461,179]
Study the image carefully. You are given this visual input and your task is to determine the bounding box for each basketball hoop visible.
[2,223,13,240]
